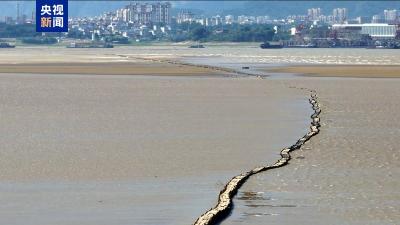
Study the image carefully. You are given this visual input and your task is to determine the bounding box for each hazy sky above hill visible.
[0,1,399,18]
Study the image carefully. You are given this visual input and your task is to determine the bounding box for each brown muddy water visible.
[0,73,311,225]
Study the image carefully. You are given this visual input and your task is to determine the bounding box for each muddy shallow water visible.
[0,73,310,225]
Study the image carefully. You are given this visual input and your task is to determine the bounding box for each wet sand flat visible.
[0,73,310,225]
[3,46,399,225]
[0,62,220,76]
[0,47,220,76]
[223,77,400,225]
[267,65,400,78]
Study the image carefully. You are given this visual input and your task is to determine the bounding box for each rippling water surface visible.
[125,45,400,65]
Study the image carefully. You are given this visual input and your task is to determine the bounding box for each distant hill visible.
[0,1,399,19]
[222,1,400,17]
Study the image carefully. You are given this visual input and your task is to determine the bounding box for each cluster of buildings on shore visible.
[289,8,400,42]
[288,8,399,25]
[1,2,400,45]
[68,2,172,41]
[73,4,399,42]
[176,12,272,26]
[176,7,399,45]
[174,7,399,26]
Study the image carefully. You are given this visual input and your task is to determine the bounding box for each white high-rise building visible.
[384,9,398,24]
[256,16,269,24]
[116,8,129,22]
[372,15,384,23]
[122,2,171,25]
[211,15,222,26]
[225,15,234,24]
[176,10,194,24]
[333,8,347,24]
[308,8,321,20]
[237,15,247,24]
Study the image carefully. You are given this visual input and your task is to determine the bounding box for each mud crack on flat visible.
[193,89,321,225]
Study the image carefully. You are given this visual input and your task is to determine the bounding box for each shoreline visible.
[4,63,400,78]
[266,65,400,78]
[0,62,225,76]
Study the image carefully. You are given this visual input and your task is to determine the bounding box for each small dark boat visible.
[0,42,15,48]
[189,44,205,48]
[260,42,283,49]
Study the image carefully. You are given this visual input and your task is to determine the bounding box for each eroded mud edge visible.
[192,90,321,225]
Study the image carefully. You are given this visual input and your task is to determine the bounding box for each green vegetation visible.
[21,37,58,45]
[67,29,88,39]
[0,23,36,38]
[172,23,277,42]
[104,35,130,44]
[0,23,63,45]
